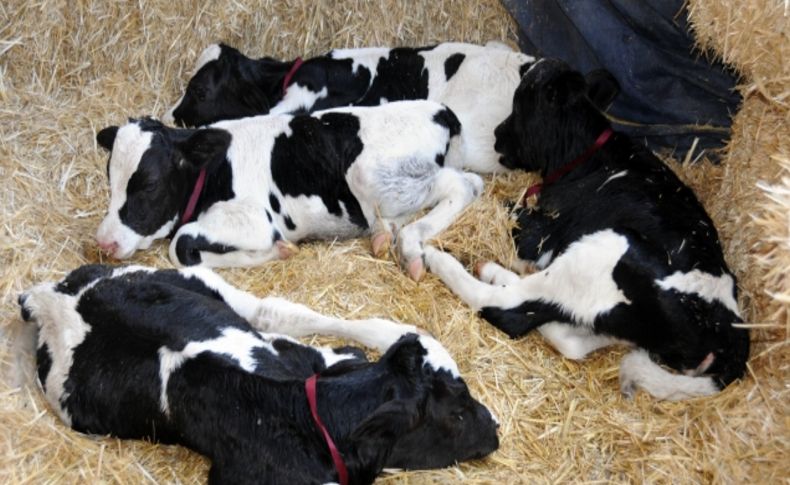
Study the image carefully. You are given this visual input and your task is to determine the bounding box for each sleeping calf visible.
[162,42,534,173]
[424,59,749,401]
[96,101,483,280]
[19,264,499,484]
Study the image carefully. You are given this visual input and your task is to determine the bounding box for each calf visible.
[96,101,483,280]
[424,59,749,401]
[19,264,499,484]
[162,42,534,173]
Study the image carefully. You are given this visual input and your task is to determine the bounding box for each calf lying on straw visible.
[163,41,534,173]
[425,59,749,401]
[19,264,498,484]
[96,101,482,280]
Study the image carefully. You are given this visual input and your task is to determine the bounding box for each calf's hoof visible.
[620,377,637,399]
[276,240,299,259]
[407,257,425,282]
[371,231,392,258]
[474,261,490,278]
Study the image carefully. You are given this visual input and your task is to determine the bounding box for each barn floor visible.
[0,0,787,483]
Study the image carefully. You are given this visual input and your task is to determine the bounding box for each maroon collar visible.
[179,168,206,227]
[305,374,349,485]
[523,127,614,203]
[282,58,304,95]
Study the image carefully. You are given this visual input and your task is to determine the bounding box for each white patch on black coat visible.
[269,85,328,115]
[425,229,631,324]
[21,283,89,426]
[158,327,278,415]
[655,270,739,315]
[330,47,390,80]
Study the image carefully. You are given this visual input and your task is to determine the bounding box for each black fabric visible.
[501,0,742,161]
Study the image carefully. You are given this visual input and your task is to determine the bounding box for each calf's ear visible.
[585,69,620,111]
[97,126,119,152]
[546,70,586,106]
[382,335,426,382]
[349,398,421,466]
[175,129,232,171]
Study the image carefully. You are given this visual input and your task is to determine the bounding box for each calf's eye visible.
[191,86,207,102]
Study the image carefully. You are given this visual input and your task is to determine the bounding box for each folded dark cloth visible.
[501,0,742,162]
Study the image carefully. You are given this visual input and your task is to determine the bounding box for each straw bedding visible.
[0,0,787,483]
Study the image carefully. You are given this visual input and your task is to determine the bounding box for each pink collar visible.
[179,168,206,227]
[523,127,614,202]
[282,58,304,95]
[305,374,349,485]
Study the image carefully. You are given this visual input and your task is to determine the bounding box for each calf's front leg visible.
[181,266,422,352]
[169,200,297,268]
[423,246,527,310]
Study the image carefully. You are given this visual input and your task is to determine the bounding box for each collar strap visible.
[305,374,349,485]
[179,168,206,227]
[523,127,614,201]
[282,57,304,95]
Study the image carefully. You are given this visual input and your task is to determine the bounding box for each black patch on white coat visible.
[270,112,367,228]
[443,53,466,81]
[480,300,565,339]
[283,215,296,231]
[358,46,435,105]
[175,235,238,266]
[269,193,281,213]
[297,57,374,113]
[432,108,461,138]
[36,344,53,392]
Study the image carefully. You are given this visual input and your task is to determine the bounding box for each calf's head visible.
[163,43,284,127]
[494,58,620,172]
[351,334,499,469]
[95,118,231,259]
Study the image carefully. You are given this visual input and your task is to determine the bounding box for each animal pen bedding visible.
[0,0,787,483]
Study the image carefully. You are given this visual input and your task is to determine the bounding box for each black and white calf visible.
[19,264,499,484]
[162,42,534,173]
[96,101,483,280]
[425,59,749,401]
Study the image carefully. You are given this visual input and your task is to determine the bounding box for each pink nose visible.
[97,240,119,256]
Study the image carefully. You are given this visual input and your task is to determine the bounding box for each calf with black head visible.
[19,264,499,484]
[425,59,749,401]
[162,42,535,173]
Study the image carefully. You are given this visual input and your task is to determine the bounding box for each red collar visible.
[523,127,614,202]
[179,168,206,227]
[305,374,349,485]
[282,58,304,95]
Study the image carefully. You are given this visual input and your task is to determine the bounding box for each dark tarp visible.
[501,0,742,162]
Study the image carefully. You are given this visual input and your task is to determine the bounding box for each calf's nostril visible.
[97,240,119,255]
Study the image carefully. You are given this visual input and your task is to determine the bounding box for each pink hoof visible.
[407,258,425,282]
[474,261,489,277]
[371,232,392,258]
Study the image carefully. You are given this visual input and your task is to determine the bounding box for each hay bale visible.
[0,0,787,483]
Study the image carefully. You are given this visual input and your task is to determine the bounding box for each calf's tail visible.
[619,349,720,401]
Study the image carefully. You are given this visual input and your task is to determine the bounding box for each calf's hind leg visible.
[397,169,484,281]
